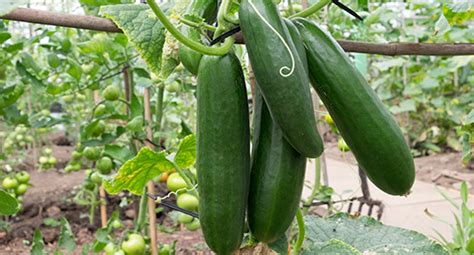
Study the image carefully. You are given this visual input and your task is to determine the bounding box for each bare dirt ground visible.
[1,133,472,254]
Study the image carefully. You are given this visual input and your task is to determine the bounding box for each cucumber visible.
[239,0,323,158]
[179,0,217,75]
[294,19,415,195]
[248,87,306,243]
[197,53,250,254]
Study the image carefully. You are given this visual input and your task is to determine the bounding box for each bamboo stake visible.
[93,90,108,228]
[144,88,158,255]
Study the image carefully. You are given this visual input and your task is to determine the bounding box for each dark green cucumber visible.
[179,0,217,75]
[239,0,323,158]
[248,87,306,243]
[294,19,415,195]
[197,53,250,254]
[283,19,307,74]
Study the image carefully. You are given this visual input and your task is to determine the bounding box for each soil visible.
[1,132,472,254]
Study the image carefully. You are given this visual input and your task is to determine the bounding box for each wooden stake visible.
[144,88,158,255]
[93,90,108,228]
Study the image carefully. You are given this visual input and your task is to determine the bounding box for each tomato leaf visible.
[30,229,45,255]
[303,213,447,254]
[100,4,167,74]
[105,147,174,195]
[0,189,19,215]
[174,134,196,169]
[58,217,76,252]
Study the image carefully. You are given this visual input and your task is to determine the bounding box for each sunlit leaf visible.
[105,147,174,195]
[58,217,76,252]
[434,14,450,36]
[174,134,196,169]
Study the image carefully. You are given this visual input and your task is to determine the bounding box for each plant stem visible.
[171,161,199,198]
[135,187,148,232]
[303,157,321,214]
[155,86,164,140]
[289,0,331,18]
[179,17,216,31]
[292,209,305,255]
[146,0,234,56]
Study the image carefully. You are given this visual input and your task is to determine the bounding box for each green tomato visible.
[15,134,24,141]
[39,156,48,164]
[338,138,350,152]
[96,157,113,174]
[15,171,30,184]
[15,184,28,195]
[121,234,146,255]
[25,135,34,142]
[103,85,121,101]
[83,147,101,161]
[112,219,122,229]
[90,172,102,184]
[43,148,53,155]
[92,120,106,137]
[94,104,107,117]
[64,165,73,173]
[166,173,186,192]
[126,116,144,132]
[70,163,81,172]
[104,243,116,255]
[77,94,86,102]
[177,193,199,211]
[2,177,19,190]
[115,250,125,255]
[177,212,194,224]
[84,169,93,177]
[72,151,82,160]
[165,81,181,93]
[83,180,96,191]
[41,109,50,116]
[48,157,57,165]
[185,219,200,231]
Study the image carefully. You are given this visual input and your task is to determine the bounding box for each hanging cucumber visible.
[179,0,218,75]
[197,53,250,254]
[248,87,306,243]
[294,19,415,195]
[239,0,323,158]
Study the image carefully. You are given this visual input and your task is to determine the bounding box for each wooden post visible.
[93,90,108,228]
[144,88,158,255]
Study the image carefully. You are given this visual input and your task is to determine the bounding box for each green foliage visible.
[101,4,167,74]
[0,189,19,215]
[31,229,45,255]
[57,217,76,253]
[302,213,448,254]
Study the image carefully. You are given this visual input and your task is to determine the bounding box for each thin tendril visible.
[248,0,295,77]
[158,184,199,201]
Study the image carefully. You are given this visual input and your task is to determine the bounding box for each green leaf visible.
[268,234,288,254]
[0,31,11,44]
[464,110,474,125]
[0,105,28,125]
[16,61,45,89]
[447,0,472,13]
[105,147,174,195]
[100,4,166,74]
[434,13,450,36]
[390,99,416,114]
[67,58,82,81]
[174,134,196,169]
[0,189,19,215]
[58,217,76,252]
[31,229,45,255]
[303,213,448,254]
[0,0,27,16]
[303,239,361,255]
[104,144,134,163]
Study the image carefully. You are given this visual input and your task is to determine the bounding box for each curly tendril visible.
[156,184,199,202]
[248,0,295,77]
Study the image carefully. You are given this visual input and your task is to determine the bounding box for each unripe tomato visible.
[121,233,146,255]
[72,151,82,160]
[77,94,86,102]
[90,172,102,184]
[158,244,171,255]
[43,148,53,155]
[112,219,122,229]
[177,193,199,211]
[185,219,200,231]
[15,134,24,141]
[338,138,350,152]
[177,212,193,224]
[48,157,57,165]
[103,85,121,101]
[92,120,106,137]
[94,104,107,117]
[83,180,96,191]
[2,177,19,190]
[15,171,30,184]
[15,184,28,195]
[39,156,49,164]
[104,242,116,255]
[166,173,186,192]
[62,95,74,103]
[70,163,81,172]
[166,81,181,93]
[83,147,101,161]
[96,157,113,174]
